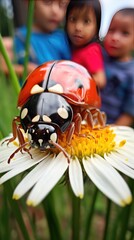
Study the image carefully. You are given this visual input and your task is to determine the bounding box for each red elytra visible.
[18,60,101,108]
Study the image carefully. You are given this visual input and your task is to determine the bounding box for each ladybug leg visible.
[77,109,95,139]
[7,126,32,164]
[2,116,25,147]
[73,113,82,134]
[2,116,21,145]
[49,140,70,163]
[66,113,91,144]
[80,109,94,128]
[8,142,28,163]
[15,124,27,151]
[8,144,32,164]
[66,113,84,145]
[90,109,106,128]
[66,122,75,145]
[15,124,32,155]
[80,108,107,128]
[1,116,32,163]
[101,111,107,125]
[73,113,93,138]
[8,125,32,163]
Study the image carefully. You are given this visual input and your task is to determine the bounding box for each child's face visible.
[104,12,134,61]
[67,6,97,48]
[34,0,70,32]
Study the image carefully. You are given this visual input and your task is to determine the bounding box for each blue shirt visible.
[14,26,71,65]
[101,50,134,124]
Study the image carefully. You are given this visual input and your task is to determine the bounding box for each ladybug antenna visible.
[49,140,70,163]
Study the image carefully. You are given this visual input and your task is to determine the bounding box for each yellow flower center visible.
[57,125,117,160]
[12,125,126,160]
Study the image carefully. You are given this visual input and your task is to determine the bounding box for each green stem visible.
[4,181,31,240]
[118,179,134,240]
[111,179,134,240]
[0,35,20,94]
[22,0,35,83]
[42,192,63,240]
[103,199,112,240]
[118,204,132,240]
[72,194,81,240]
[129,230,134,240]
[110,207,122,240]
[84,186,98,240]
[0,186,10,240]
[0,131,4,140]
[20,199,40,240]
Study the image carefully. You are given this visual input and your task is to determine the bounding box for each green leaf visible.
[0,35,20,95]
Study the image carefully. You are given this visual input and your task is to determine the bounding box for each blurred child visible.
[66,0,106,88]
[0,37,35,76]
[101,8,134,126]
[14,0,71,69]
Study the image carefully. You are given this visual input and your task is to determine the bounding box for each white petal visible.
[104,153,134,178]
[69,157,84,198]
[110,151,134,168]
[115,136,134,144]
[112,126,134,133]
[117,148,134,162]
[13,154,54,199]
[0,148,49,172]
[0,152,48,184]
[26,152,68,206]
[0,134,13,146]
[83,155,132,206]
[113,126,134,142]
[0,146,16,163]
[0,152,34,172]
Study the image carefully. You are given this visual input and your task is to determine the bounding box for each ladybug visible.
[18,60,101,108]
[7,60,106,162]
[20,92,73,150]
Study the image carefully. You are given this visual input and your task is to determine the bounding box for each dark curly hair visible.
[66,0,102,39]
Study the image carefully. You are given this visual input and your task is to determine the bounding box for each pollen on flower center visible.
[12,125,126,161]
[58,125,120,160]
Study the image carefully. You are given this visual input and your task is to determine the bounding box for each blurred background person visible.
[66,0,106,89]
[14,0,71,69]
[100,8,134,126]
[0,0,71,77]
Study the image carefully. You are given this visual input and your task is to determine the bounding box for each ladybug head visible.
[27,124,57,150]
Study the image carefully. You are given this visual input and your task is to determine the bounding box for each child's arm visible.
[0,52,37,77]
[0,36,37,77]
[92,70,106,89]
[114,113,134,126]
[84,43,106,89]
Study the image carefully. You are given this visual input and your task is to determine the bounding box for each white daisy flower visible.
[0,125,134,207]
